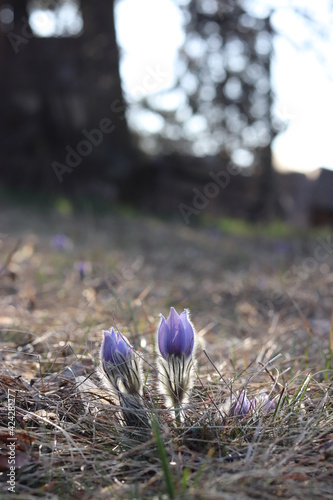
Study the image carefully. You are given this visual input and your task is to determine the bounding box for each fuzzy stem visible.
[174,407,182,424]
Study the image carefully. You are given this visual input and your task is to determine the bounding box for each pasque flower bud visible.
[100,328,142,396]
[99,328,150,429]
[156,307,197,409]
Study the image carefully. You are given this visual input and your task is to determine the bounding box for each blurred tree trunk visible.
[0,0,134,193]
[80,0,134,181]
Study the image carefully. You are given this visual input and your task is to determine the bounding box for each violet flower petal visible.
[101,330,114,364]
[165,307,186,357]
[264,396,278,412]
[179,310,194,357]
[158,315,170,359]
[234,390,251,415]
[115,331,131,360]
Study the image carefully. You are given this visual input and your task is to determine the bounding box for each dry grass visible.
[0,205,332,499]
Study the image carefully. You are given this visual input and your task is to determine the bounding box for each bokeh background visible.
[0,0,333,226]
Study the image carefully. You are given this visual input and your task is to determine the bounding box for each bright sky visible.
[269,0,333,173]
[272,38,333,173]
[115,0,333,173]
[115,0,184,98]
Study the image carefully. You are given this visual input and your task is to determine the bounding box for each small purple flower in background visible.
[75,260,91,280]
[230,390,254,417]
[156,307,197,410]
[274,240,290,255]
[100,328,142,396]
[222,390,278,418]
[51,234,72,251]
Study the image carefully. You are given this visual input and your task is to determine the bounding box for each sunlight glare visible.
[115,0,184,101]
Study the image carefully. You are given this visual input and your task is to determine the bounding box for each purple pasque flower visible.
[230,390,255,417]
[254,392,279,413]
[51,234,72,250]
[157,307,196,409]
[101,328,132,365]
[224,390,278,418]
[100,328,142,396]
[158,307,195,360]
[75,260,91,280]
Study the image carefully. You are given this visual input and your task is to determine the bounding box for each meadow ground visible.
[0,204,332,499]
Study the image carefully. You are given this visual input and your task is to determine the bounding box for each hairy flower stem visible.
[174,407,182,424]
[120,393,150,430]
